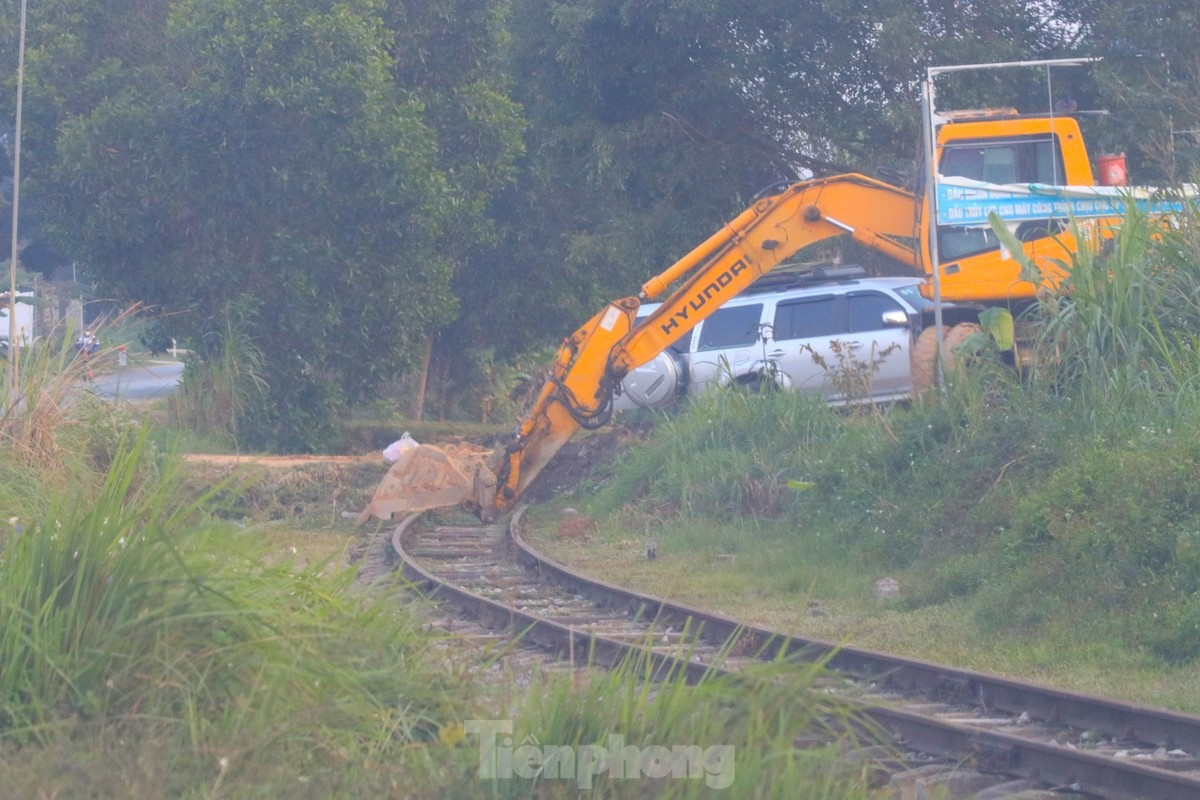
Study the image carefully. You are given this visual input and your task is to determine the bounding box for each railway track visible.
[380,509,1200,800]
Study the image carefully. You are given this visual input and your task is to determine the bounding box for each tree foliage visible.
[1063,0,1200,180]
[7,0,519,447]
[433,0,1095,391]
[0,0,1198,434]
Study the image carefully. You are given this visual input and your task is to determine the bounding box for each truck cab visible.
[924,112,1099,303]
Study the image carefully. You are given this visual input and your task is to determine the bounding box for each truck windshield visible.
[937,134,1066,262]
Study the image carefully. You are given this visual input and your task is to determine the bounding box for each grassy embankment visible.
[527,202,1200,713]
[0,331,880,797]
[12,200,1199,795]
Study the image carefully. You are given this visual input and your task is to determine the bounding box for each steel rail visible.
[390,509,1200,799]
[508,512,1200,749]
[391,515,714,683]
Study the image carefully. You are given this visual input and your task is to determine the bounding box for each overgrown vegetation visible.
[467,646,877,799]
[584,202,1200,666]
[168,306,268,448]
[1,324,97,472]
[0,352,471,793]
[0,320,879,797]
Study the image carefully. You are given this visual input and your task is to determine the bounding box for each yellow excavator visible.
[358,110,1111,524]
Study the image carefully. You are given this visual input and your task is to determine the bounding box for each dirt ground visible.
[180,423,646,522]
[184,453,380,468]
[521,427,638,504]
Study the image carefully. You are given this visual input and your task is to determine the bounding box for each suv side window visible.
[696,304,764,351]
[846,292,905,333]
[635,310,688,354]
[773,295,840,340]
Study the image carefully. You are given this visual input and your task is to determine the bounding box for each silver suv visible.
[615,266,946,410]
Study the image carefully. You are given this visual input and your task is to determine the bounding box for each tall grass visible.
[594,388,852,520]
[169,309,267,446]
[1025,201,1200,423]
[0,318,107,471]
[0,322,445,796]
[1,428,178,730]
[0,429,478,798]
[0,320,488,793]
[468,641,878,799]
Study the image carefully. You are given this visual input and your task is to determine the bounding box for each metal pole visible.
[928,57,1101,75]
[921,73,946,390]
[921,56,1101,392]
[8,0,28,400]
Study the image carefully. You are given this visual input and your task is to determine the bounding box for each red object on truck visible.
[1096,153,1127,186]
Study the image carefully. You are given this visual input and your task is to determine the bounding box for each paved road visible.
[91,359,185,401]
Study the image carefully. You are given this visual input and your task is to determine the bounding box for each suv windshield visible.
[892,282,935,311]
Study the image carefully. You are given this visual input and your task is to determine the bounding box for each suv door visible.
[687,302,766,392]
[767,294,840,396]
[841,290,911,400]
[769,290,911,404]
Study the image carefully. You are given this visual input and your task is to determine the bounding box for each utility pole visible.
[921,56,1099,390]
[7,0,28,401]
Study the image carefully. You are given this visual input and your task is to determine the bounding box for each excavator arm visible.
[359,174,920,524]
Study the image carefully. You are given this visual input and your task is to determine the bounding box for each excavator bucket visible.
[356,443,494,525]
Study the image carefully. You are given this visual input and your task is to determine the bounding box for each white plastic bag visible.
[382,431,419,463]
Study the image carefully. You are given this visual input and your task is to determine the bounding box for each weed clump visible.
[0,428,472,792]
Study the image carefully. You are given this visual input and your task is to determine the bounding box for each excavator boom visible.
[359,174,920,523]
[356,110,1141,523]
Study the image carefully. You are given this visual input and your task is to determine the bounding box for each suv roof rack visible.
[745,263,867,294]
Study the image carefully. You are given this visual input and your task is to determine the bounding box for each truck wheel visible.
[911,323,983,396]
[911,326,939,395]
[944,323,984,373]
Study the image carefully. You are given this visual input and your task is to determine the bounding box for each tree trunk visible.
[407,334,435,421]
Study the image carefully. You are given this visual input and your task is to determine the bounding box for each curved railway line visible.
[367,508,1200,799]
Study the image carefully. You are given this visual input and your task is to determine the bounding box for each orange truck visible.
[358,109,1129,524]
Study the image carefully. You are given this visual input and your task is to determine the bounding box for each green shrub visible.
[238,360,344,452]
[0,431,465,764]
[900,553,990,609]
[1140,594,1200,664]
[593,388,845,520]
[169,306,267,448]
[969,559,1067,635]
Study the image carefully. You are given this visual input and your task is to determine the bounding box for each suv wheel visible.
[743,373,779,394]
